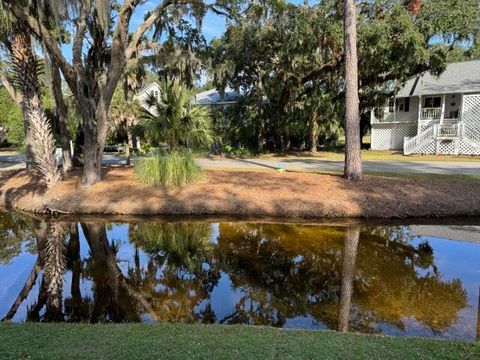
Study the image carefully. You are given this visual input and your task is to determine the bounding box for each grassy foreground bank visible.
[0,323,478,360]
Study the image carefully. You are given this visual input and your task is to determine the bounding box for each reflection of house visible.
[371,61,480,155]
[410,225,480,244]
[193,87,242,108]
[134,82,162,110]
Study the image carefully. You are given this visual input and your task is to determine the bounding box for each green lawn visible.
[261,150,480,162]
[0,323,478,360]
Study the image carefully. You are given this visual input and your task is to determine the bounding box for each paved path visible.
[1,152,479,175]
[197,157,480,175]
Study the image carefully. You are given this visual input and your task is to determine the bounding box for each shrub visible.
[135,151,203,187]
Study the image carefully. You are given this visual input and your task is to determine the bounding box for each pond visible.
[0,210,479,341]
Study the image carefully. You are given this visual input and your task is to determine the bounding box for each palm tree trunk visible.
[343,0,363,181]
[338,227,360,332]
[50,57,73,172]
[10,25,40,171]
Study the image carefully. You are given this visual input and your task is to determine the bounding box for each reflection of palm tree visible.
[43,223,67,318]
[129,222,218,323]
[338,227,360,332]
[131,222,213,272]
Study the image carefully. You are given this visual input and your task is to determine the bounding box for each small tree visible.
[28,96,62,187]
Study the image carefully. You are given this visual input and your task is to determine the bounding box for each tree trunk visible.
[338,227,360,332]
[50,58,73,172]
[126,128,133,166]
[343,0,363,181]
[82,105,107,186]
[256,69,265,153]
[307,111,319,152]
[10,26,40,171]
[72,122,84,167]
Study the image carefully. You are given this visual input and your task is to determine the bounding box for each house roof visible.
[193,87,242,105]
[396,60,480,97]
[410,225,480,244]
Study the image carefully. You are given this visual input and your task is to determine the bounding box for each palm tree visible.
[0,2,42,170]
[343,0,363,181]
[138,81,213,151]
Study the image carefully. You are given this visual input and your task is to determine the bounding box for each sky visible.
[131,0,310,41]
[60,1,310,63]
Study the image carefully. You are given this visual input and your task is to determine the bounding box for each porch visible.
[404,93,480,155]
[417,93,462,132]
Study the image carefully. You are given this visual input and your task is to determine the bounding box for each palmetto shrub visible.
[135,151,203,188]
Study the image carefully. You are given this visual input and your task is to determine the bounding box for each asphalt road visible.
[1,152,479,175]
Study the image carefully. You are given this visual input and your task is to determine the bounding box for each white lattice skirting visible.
[371,122,417,150]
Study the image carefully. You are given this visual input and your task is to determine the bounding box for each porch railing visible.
[435,123,465,138]
[420,108,442,120]
[404,126,435,154]
[404,123,465,154]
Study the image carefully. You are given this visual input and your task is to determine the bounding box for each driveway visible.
[1,152,479,175]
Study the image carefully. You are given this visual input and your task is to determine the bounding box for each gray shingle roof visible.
[396,60,480,97]
[193,87,242,105]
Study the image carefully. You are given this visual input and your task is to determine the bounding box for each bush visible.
[134,151,203,187]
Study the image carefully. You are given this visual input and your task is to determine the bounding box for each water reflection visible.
[0,211,479,341]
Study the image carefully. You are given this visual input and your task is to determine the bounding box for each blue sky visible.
[131,0,310,42]
[60,1,310,62]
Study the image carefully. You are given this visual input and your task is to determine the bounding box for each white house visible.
[371,60,480,155]
[134,82,162,110]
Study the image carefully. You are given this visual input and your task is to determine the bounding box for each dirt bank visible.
[1,167,480,218]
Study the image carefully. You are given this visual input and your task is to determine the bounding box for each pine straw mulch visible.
[1,167,480,219]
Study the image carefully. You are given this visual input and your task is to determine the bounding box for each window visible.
[404,97,410,112]
[424,96,441,108]
[388,98,395,113]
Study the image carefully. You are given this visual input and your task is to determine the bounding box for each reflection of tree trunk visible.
[81,223,117,322]
[338,227,360,332]
[1,258,41,321]
[3,220,47,321]
[81,222,159,322]
[69,224,82,321]
[477,286,480,342]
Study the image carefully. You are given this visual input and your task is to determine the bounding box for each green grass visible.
[134,151,203,187]
[261,150,480,162]
[0,323,477,360]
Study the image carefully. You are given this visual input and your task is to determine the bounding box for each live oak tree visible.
[3,0,236,186]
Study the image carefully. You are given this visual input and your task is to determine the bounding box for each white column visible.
[417,96,423,134]
[440,94,446,124]
[459,93,464,121]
